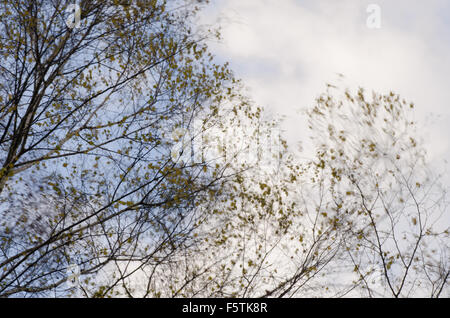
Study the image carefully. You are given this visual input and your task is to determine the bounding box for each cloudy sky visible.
[200,0,450,183]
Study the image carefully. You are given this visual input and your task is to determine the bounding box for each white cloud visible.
[200,0,450,168]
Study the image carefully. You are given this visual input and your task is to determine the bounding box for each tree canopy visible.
[0,1,447,298]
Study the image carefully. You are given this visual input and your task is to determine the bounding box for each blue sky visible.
[200,0,450,186]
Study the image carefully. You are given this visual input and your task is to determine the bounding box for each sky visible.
[199,0,450,186]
